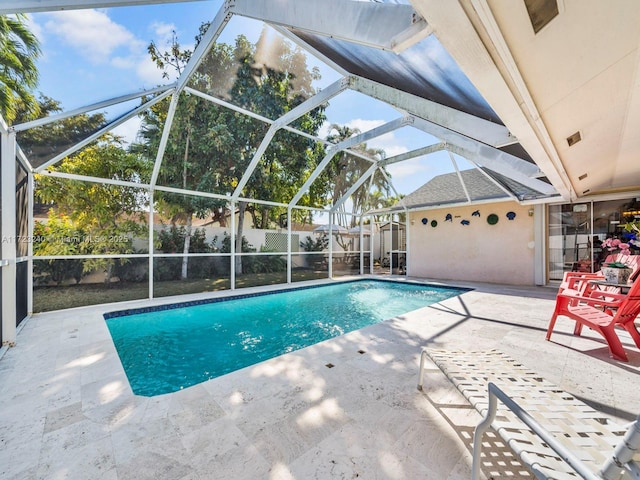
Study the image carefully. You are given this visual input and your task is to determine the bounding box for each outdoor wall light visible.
[528,208,534,217]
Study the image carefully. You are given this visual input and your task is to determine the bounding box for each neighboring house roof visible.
[390,168,557,211]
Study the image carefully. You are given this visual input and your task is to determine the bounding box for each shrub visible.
[114,256,148,282]
[300,235,328,252]
[157,225,211,253]
[155,226,217,280]
[33,215,86,285]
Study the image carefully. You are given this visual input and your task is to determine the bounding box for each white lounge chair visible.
[417,348,640,479]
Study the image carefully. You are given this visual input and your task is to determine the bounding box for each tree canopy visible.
[15,95,107,169]
[35,133,153,282]
[136,25,328,275]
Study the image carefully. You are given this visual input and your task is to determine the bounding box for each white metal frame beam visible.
[231,77,351,200]
[338,116,413,152]
[378,143,446,167]
[449,151,471,203]
[38,169,150,191]
[174,2,234,94]
[16,146,33,173]
[272,25,351,78]
[409,116,555,195]
[230,0,425,53]
[330,162,379,212]
[232,126,278,200]
[184,87,273,125]
[1,131,17,346]
[0,0,208,14]
[35,88,174,173]
[444,141,555,196]
[472,161,519,200]
[0,115,8,135]
[149,92,179,187]
[289,116,411,208]
[12,85,174,133]
[350,76,516,148]
[185,85,355,151]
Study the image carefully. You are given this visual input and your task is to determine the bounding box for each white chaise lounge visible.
[417,349,640,480]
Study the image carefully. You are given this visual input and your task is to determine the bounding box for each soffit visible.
[485,0,640,196]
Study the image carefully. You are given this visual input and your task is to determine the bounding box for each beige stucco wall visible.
[407,202,536,285]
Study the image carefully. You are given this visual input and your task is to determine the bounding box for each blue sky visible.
[27,1,467,196]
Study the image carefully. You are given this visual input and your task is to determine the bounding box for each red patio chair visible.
[546,277,640,361]
[557,254,640,301]
[556,254,616,296]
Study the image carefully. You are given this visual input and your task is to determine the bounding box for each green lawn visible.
[33,270,331,313]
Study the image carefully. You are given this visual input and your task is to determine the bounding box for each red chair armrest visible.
[557,291,624,309]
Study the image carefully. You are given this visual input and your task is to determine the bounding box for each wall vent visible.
[524,0,560,33]
[567,131,582,147]
[578,173,588,181]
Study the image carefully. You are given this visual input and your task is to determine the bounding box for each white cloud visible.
[135,56,170,86]
[150,21,176,46]
[387,159,433,180]
[137,22,197,85]
[345,118,384,132]
[24,14,44,44]
[378,144,408,158]
[111,116,143,146]
[38,10,185,88]
[386,158,438,194]
[111,56,136,69]
[44,10,144,64]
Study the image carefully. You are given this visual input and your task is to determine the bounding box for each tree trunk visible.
[104,262,114,287]
[235,201,246,275]
[181,125,192,280]
[212,207,227,227]
[181,215,192,280]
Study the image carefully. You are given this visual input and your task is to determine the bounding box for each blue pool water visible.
[104,280,469,396]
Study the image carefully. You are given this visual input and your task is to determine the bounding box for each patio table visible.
[588,279,632,294]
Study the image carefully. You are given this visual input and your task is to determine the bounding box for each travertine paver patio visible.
[1,278,639,479]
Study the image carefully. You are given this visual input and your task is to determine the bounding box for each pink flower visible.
[603,238,620,251]
[603,237,631,255]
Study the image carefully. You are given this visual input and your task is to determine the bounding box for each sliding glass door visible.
[548,197,640,281]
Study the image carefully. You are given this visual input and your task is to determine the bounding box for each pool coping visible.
[103,277,472,319]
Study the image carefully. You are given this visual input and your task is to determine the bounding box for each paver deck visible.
[1,277,639,479]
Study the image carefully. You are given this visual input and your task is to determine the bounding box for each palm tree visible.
[0,14,40,123]
[324,124,391,227]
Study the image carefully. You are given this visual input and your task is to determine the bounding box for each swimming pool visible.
[104,279,469,396]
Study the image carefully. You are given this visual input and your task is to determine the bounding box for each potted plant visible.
[601,261,633,284]
[623,220,640,251]
[601,237,632,255]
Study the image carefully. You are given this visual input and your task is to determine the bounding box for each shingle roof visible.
[390,168,555,211]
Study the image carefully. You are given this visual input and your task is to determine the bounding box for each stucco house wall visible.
[407,202,535,285]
